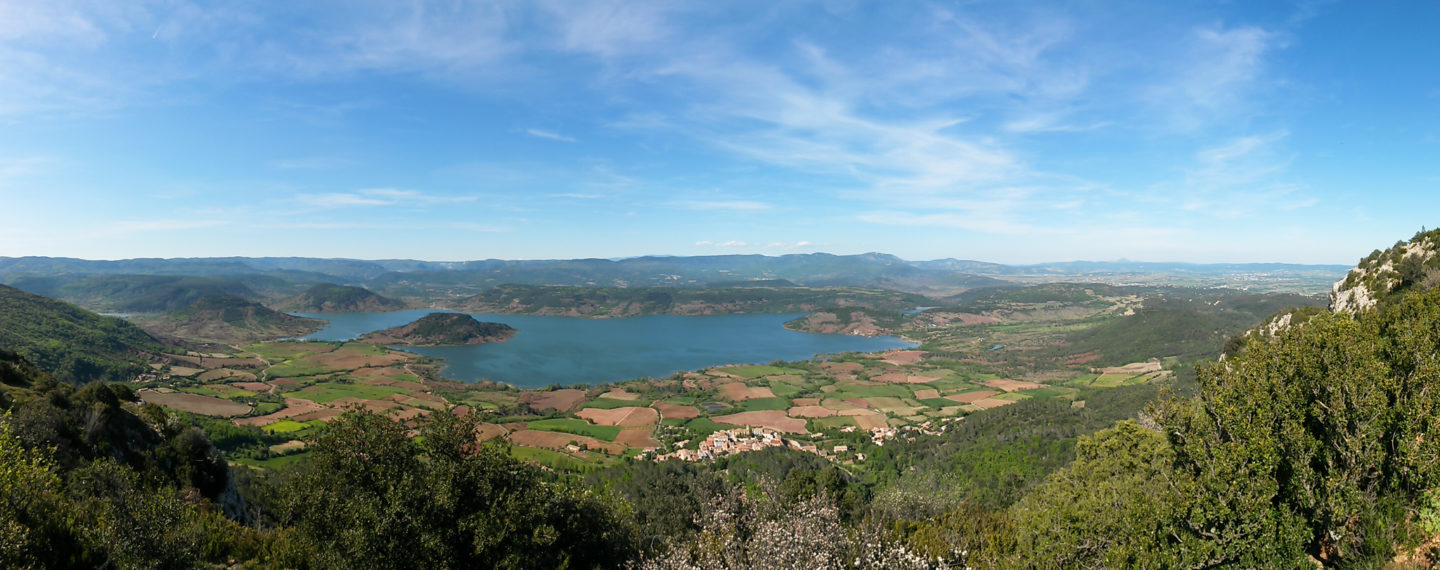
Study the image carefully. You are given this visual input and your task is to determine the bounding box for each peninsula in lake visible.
[358,312,517,346]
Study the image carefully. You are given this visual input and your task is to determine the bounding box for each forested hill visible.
[360,312,516,346]
[136,295,323,344]
[458,284,929,317]
[280,283,407,313]
[0,349,255,566]
[1331,227,1440,311]
[0,284,164,383]
[5,274,262,313]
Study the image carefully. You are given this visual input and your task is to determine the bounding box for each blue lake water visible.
[294,309,917,388]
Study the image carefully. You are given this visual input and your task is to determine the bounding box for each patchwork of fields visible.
[132,285,1242,470]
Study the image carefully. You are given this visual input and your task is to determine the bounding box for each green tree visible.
[279,408,637,569]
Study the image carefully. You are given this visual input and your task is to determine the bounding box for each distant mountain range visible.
[0,253,1349,294]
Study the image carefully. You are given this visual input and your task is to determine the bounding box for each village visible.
[650,418,960,465]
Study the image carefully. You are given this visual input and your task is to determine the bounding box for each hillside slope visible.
[1331,227,1440,312]
[6,274,261,313]
[0,284,164,383]
[459,284,928,317]
[280,283,407,313]
[360,312,516,346]
[137,295,322,344]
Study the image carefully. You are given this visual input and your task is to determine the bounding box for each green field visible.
[684,417,728,439]
[720,365,809,379]
[265,360,336,379]
[182,385,255,399]
[579,397,648,409]
[831,384,915,399]
[767,380,805,398]
[864,396,923,415]
[245,343,326,362]
[261,419,324,434]
[739,397,791,411]
[1020,387,1068,399]
[252,401,284,416]
[812,416,857,430]
[234,450,311,470]
[509,446,593,472]
[1091,373,1135,387]
[526,418,622,442]
[923,376,986,391]
[283,382,409,404]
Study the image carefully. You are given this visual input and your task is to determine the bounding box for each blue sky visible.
[1,1,1436,264]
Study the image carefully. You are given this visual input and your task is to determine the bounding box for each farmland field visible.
[525,418,623,442]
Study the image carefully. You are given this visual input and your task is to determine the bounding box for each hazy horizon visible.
[0,250,1355,268]
[2,1,1436,265]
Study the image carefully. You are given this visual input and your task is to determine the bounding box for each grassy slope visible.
[137,295,322,344]
[280,283,406,313]
[0,284,165,383]
[5,274,262,313]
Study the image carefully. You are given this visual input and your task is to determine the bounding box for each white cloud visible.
[297,192,391,208]
[0,156,55,184]
[108,219,231,232]
[1143,131,1314,219]
[270,156,355,170]
[1145,24,1283,130]
[525,128,578,142]
[540,0,677,59]
[296,188,477,209]
[1003,113,1111,134]
[673,200,772,212]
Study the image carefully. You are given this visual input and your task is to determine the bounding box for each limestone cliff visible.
[1330,229,1440,313]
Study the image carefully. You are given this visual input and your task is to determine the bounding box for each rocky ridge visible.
[1330,229,1440,313]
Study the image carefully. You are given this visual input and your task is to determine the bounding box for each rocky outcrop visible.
[1330,230,1440,313]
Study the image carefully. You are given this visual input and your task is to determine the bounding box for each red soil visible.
[524,389,587,412]
[945,391,1002,404]
[881,350,926,366]
[713,411,809,434]
[578,406,659,427]
[718,382,776,401]
[652,403,701,420]
[984,379,1045,392]
[138,390,250,417]
[787,406,836,418]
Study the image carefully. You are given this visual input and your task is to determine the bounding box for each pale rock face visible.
[1330,274,1379,313]
[1330,239,1436,313]
[1264,312,1294,336]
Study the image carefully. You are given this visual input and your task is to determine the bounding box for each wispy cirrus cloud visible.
[108,218,233,232]
[672,200,772,212]
[525,128,577,142]
[1144,25,1284,130]
[295,188,478,209]
[269,156,356,170]
[1142,131,1314,219]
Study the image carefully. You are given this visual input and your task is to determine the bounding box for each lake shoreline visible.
[292,310,917,388]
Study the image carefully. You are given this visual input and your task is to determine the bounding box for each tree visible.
[278,408,637,569]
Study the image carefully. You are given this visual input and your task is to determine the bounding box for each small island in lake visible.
[359,312,517,346]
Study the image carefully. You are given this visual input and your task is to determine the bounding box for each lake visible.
[294,309,916,387]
